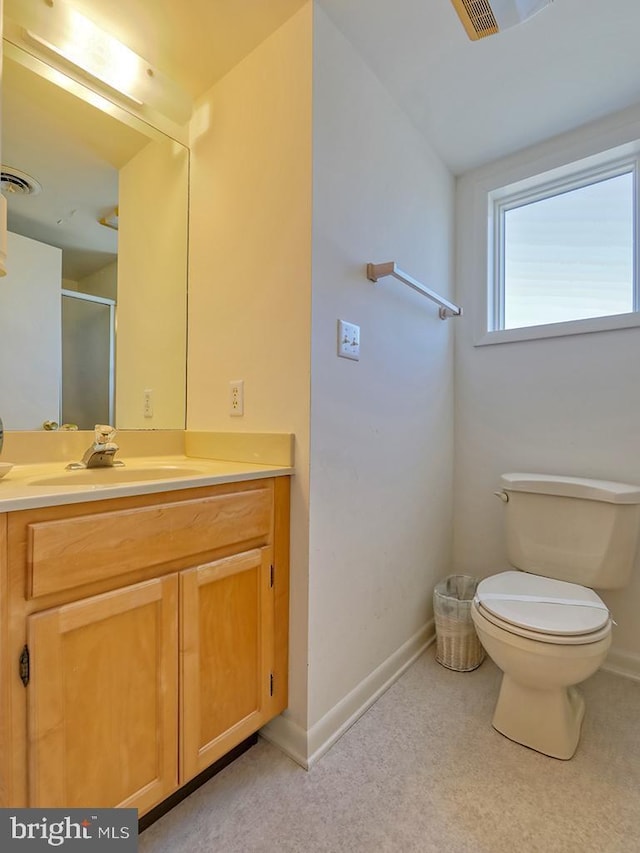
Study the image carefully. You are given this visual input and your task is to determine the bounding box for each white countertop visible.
[0,455,293,512]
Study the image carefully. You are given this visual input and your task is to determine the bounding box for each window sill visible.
[474,311,640,346]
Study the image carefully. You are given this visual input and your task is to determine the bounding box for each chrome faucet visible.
[66,424,124,470]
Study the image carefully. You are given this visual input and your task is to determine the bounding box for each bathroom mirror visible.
[0,41,188,431]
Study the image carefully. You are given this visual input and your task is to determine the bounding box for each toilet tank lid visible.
[501,473,640,504]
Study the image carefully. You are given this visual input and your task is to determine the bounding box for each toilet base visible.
[492,675,585,760]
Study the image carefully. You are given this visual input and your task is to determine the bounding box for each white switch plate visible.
[229,380,244,416]
[337,319,360,361]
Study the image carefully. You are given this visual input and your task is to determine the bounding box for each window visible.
[485,152,639,343]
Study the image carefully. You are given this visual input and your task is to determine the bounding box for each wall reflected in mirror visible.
[0,44,188,431]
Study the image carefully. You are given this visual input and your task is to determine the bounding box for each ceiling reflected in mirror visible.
[3,54,149,280]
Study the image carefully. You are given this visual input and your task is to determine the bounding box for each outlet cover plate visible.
[230,379,244,416]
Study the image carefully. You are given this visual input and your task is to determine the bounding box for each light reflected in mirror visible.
[0,44,188,431]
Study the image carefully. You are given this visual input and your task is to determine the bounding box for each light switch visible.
[337,319,360,361]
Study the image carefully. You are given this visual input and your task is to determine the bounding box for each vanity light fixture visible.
[22,3,144,107]
[7,0,192,125]
[450,0,554,40]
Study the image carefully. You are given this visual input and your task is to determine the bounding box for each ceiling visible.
[50,0,309,104]
[63,0,640,175]
[1,0,309,278]
[318,0,640,174]
[4,0,640,260]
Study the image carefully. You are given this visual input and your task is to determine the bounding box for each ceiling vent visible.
[0,167,42,197]
[450,0,553,40]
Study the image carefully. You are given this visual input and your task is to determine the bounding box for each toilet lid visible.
[475,571,610,636]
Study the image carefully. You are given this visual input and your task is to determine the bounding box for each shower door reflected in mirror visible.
[61,291,115,430]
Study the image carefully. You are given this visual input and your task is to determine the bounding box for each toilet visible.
[471,472,640,760]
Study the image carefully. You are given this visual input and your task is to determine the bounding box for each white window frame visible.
[477,144,640,346]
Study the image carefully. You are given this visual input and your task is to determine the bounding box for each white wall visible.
[307,8,455,744]
[187,4,313,734]
[454,104,640,676]
[0,231,61,429]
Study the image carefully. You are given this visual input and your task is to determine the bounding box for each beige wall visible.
[187,2,456,763]
[306,7,455,741]
[117,138,188,429]
[79,261,117,301]
[187,4,313,731]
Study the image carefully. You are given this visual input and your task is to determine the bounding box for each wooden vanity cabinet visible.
[28,574,179,813]
[0,476,290,816]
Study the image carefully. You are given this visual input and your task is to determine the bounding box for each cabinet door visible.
[27,576,178,812]
[180,547,274,781]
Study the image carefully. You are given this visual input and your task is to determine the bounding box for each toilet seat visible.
[474,571,612,645]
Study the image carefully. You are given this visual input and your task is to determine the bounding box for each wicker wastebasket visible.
[433,575,485,671]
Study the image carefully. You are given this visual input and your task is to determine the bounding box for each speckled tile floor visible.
[139,647,640,853]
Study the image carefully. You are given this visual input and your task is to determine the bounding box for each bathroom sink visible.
[30,466,207,487]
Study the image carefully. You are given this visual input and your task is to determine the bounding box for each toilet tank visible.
[499,473,640,589]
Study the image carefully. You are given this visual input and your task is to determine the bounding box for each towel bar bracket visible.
[366,262,462,320]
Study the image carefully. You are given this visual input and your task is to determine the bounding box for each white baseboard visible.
[260,620,435,769]
[259,712,310,769]
[602,647,640,682]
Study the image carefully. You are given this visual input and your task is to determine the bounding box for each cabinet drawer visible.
[27,487,272,598]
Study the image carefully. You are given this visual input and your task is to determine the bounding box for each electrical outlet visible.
[143,388,153,418]
[337,319,360,361]
[230,380,244,416]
